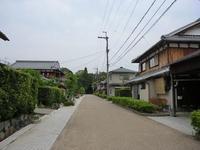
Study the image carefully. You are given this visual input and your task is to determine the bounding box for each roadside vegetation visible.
[94,93,158,113]
[0,64,38,121]
[191,110,200,139]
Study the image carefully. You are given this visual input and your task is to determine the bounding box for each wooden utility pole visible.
[98,31,109,96]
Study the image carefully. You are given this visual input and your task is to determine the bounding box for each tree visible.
[64,72,78,100]
[76,67,94,94]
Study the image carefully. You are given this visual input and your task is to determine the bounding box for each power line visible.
[110,0,157,61]
[101,0,110,29]
[107,0,123,30]
[122,0,139,33]
[103,0,115,30]
[111,0,139,51]
[111,0,167,64]
[111,0,177,66]
[61,50,103,63]
[113,0,136,33]
[69,53,103,70]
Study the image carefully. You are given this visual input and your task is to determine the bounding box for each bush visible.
[94,93,107,99]
[115,88,132,97]
[105,96,158,113]
[63,100,74,106]
[0,64,38,121]
[38,86,65,107]
[191,110,200,136]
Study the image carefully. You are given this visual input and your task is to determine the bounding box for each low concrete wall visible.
[0,115,33,142]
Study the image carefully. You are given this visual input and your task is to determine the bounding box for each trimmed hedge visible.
[115,88,131,97]
[0,64,38,121]
[38,86,65,107]
[191,110,200,136]
[104,96,158,113]
[94,93,107,99]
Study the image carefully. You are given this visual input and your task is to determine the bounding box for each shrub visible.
[38,86,65,107]
[63,100,74,106]
[115,88,132,97]
[0,64,38,121]
[191,110,200,136]
[104,96,158,113]
[95,93,107,99]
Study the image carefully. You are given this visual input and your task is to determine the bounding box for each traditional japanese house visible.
[127,19,200,116]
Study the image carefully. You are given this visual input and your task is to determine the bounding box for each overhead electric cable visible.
[122,0,140,33]
[103,0,115,30]
[111,0,177,65]
[110,0,157,61]
[111,0,167,64]
[61,50,103,63]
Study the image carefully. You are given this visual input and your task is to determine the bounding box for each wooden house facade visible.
[128,19,200,116]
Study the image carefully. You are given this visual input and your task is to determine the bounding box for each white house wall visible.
[182,24,200,35]
[109,74,135,84]
[133,79,172,106]
[139,83,149,101]
[109,86,115,96]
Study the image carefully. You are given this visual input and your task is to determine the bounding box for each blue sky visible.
[0,0,200,72]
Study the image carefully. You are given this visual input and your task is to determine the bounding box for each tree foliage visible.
[76,67,94,94]
[0,65,38,121]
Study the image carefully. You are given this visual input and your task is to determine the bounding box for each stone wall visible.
[0,115,33,142]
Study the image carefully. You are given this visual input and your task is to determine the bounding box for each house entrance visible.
[176,80,200,111]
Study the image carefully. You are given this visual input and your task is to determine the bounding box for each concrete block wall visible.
[0,115,32,141]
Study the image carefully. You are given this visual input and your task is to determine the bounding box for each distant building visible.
[96,80,107,94]
[12,60,64,79]
[127,18,200,116]
[108,67,137,96]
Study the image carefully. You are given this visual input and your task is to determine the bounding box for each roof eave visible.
[163,18,200,38]
[131,40,164,63]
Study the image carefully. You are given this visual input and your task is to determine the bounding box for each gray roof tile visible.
[110,67,136,73]
[11,60,60,70]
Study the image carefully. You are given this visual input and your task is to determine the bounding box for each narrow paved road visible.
[52,95,200,150]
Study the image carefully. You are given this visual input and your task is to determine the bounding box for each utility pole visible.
[95,67,99,82]
[98,31,109,96]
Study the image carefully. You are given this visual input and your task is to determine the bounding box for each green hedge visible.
[38,86,65,107]
[107,96,158,113]
[94,93,107,99]
[0,64,38,121]
[115,88,131,97]
[191,110,200,136]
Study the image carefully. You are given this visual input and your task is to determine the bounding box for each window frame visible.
[141,82,146,89]
[149,55,159,68]
[140,62,146,72]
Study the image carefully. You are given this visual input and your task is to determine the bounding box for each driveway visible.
[52,95,200,150]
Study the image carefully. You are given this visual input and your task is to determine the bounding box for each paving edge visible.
[0,95,84,150]
[0,96,84,150]
[0,124,35,150]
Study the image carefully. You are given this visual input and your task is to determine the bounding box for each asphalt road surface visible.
[52,95,200,150]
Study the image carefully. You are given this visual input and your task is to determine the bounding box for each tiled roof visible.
[109,67,136,73]
[162,35,200,42]
[132,18,200,63]
[126,67,169,84]
[12,60,60,70]
[163,18,200,38]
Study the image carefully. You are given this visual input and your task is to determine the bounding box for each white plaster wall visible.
[109,87,115,96]
[183,25,200,35]
[109,73,135,84]
[139,83,149,101]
